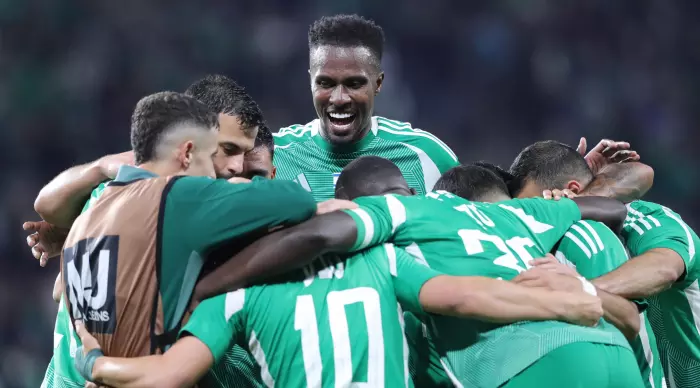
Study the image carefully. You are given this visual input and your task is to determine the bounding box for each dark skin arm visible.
[582,163,654,203]
[194,211,358,301]
[571,196,628,233]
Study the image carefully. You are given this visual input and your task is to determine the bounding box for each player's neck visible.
[137,161,181,177]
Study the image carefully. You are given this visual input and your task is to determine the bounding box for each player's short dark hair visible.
[308,14,385,66]
[253,124,274,159]
[433,164,510,202]
[131,91,218,165]
[509,140,593,196]
[185,74,264,134]
[335,156,406,200]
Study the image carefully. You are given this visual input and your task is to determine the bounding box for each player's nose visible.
[329,86,351,106]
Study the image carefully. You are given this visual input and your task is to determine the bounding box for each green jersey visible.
[182,244,441,387]
[200,345,263,388]
[41,182,110,388]
[554,220,664,388]
[274,116,459,201]
[623,200,700,388]
[343,192,632,387]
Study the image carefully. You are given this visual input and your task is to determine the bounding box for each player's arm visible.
[52,273,62,303]
[593,205,692,299]
[389,245,603,327]
[34,152,132,228]
[194,211,359,300]
[582,162,654,203]
[597,289,641,341]
[593,248,685,299]
[571,197,628,232]
[169,177,320,253]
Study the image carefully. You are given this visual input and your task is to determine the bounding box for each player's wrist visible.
[75,347,105,382]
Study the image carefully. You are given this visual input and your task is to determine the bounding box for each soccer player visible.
[229,159,645,387]
[59,91,325,358]
[506,141,664,388]
[72,160,603,388]
[593,202,700,387]
[273,14,459,199]
[242,124,276,180]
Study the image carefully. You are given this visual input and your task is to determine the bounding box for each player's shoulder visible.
[563,220,616,253]
[373,116,458,161]
[625,200,665,216]
[273,120,316,146]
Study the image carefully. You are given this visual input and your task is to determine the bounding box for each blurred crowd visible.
[1,1,698,386]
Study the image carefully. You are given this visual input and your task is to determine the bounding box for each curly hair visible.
[308,14,385,65]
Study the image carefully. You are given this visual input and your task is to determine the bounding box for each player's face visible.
[214,113,258,179]
[310,45,383,145]
[242,147,276,179]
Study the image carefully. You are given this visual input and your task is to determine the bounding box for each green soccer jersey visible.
[182,244,441,387]
[200,345,263,388]
[41,182,110,388]
[554,220,665,388]
[343,191,632,387]
[623,200,700,388]
[274,116,459,201]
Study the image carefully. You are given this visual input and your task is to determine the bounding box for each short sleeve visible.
[387,245,442,314]
[166,177,317,256]
[622,201,695,268]
[180,290,245,362]
[499,198,581,250]
[556,220,647,311]
[343,195,408,251]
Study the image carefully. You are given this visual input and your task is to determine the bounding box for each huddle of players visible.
[29,13,700,388]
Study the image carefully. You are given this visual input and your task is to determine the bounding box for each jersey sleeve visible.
[388,245,442,314]
[166,177,317,255]
[80,181,109,213]
[179,289,246,362]
[556,220,647,310]
[342,195,407,251]
[623,201,696,269]
[499,198,582,251]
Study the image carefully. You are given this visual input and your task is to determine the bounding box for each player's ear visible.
[270,166,277,179]
[409,187,417,195]
[566,180,583,194]
[375,72,385,94]
[178,141,195,169]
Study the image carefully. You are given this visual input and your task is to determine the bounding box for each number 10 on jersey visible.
[294,287,385,387]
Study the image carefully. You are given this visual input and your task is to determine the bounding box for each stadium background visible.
[1,1,699,386]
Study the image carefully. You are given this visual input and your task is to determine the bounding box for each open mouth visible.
[327,112,356,129]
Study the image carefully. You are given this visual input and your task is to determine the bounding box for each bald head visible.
[335,156,414,200]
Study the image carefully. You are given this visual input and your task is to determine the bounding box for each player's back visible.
[187,244,428,388]
[61,178,169,357]
[345,191,631,386]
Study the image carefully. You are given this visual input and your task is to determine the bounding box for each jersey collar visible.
[311,117,378,154]
[114,165,158,183]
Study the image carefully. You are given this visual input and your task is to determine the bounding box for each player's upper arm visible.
[343,195,408,251]
[387,244,442,314]
[179,291,244,362]
[623,202,696,269]
[500,198,581,248]
[167,177,317,253]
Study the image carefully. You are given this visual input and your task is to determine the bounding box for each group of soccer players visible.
[25,13,699,388]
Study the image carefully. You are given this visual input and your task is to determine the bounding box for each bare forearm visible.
[583,163,654,203]
[593,249,685,299]
[597,289,640,341]
[92,356,168,388]
[421,277,571,323]
[53,273,62,303]
[34,162,106,228]
[572,196,627,233]
[195,212,358,301]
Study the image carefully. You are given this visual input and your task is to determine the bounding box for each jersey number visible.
[294,287,384,387]
[458,229,536,273]
[63,236,119,334]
